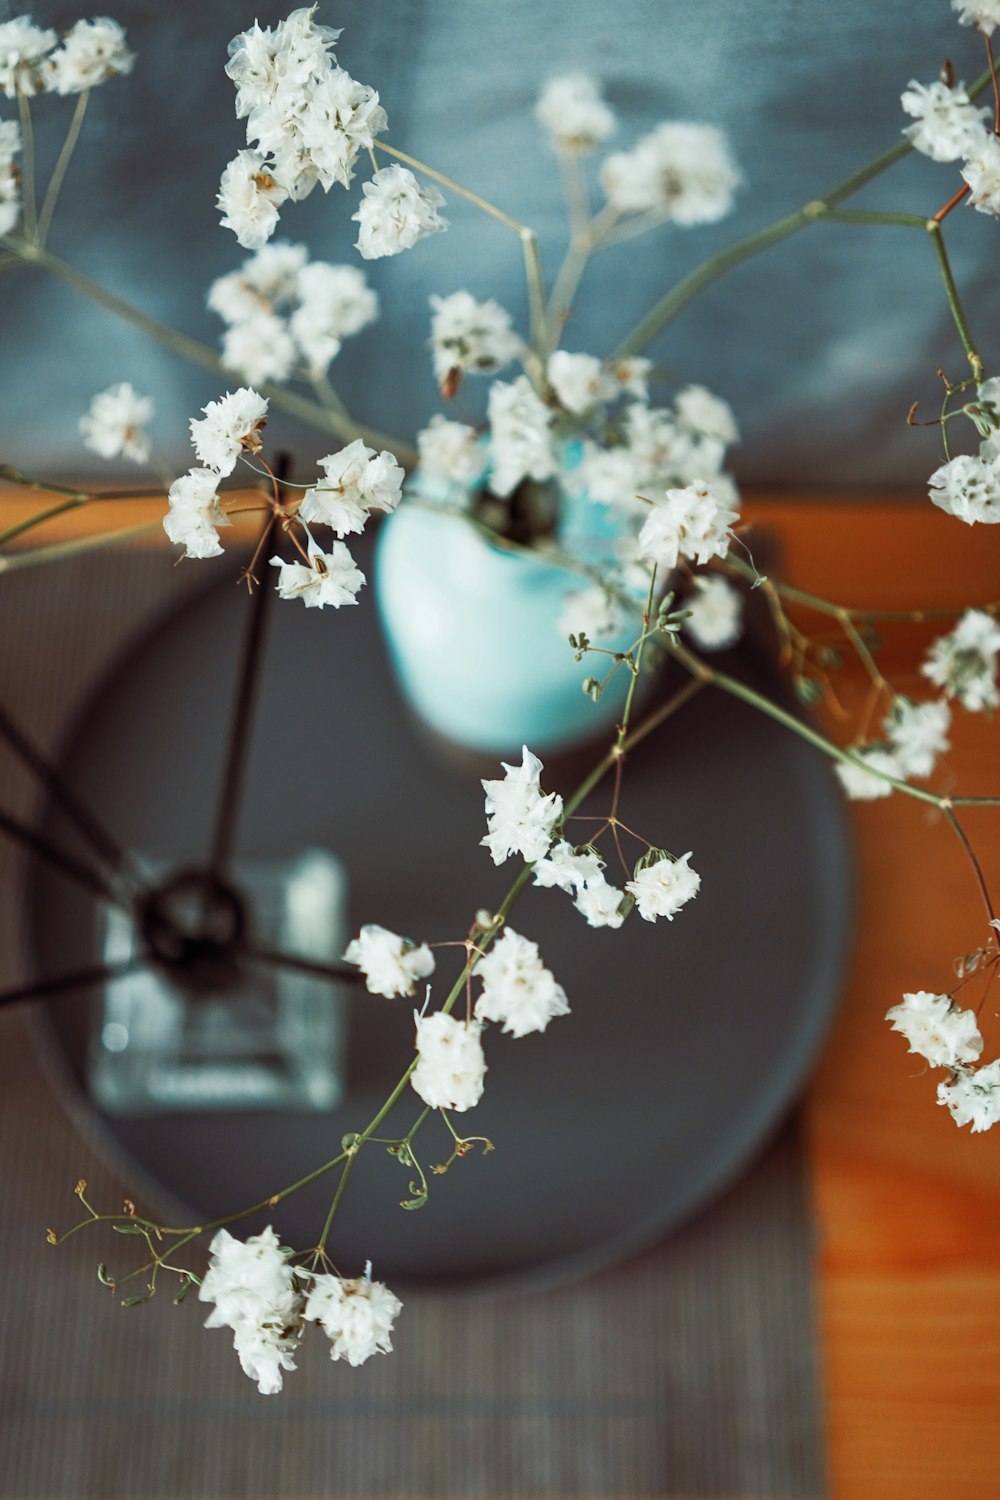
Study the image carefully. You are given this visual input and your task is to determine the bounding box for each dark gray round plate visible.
[29,549,853,1293]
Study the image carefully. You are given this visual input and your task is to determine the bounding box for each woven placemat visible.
[0,550,826,1498]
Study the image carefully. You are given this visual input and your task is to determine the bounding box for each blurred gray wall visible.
[0,0,994,486]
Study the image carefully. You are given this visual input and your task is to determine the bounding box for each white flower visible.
[637,479,741,570]
[290,261,378,372]
[547,350,618,414]
[47,18,134,95]
[269,537,365,608]
[675,385,739,445]
[600,122,740,223]
[429,290,520,387]
[608,356,653,401]
[532,839,604,893]
[922,608,1000,711]
[163,468,230,560]
[535,74,615,153]
[900,79,988,162]
[218,150,289,250]
[481,745,563,865]
[343,924,435,998]
[952,0,1000,35]
[411,1011,486,1112]
[0,16,56,97]
[298,68,387,190]
[198,1226,302,1395]
[208,242,309,324]
[231,1320,300,1396]
[886,990,983,1068]
[883,696,951,779]
[189,386,268,476]
[299,439,403,535]
[574,442,641,508]
[625,852,700,922]
[487,375,557,497]
[353,165,447,259]
[961,132,1000,215]
[221,312,298,386]
[474,928,569,1038]
[557,584,628,644]
[683,574,742,650]
[834,746,901,800]
[573,873,628,929]
[79,382,153,464]
[226,10,340,121]
[416,416,485,487]
[928,452,1000,523]
[304,1270,402,1367]
[938,1059,1000,1131]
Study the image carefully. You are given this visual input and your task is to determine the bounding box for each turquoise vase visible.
[374,497,642,756]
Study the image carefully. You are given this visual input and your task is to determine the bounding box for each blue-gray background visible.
[1,0,995,486]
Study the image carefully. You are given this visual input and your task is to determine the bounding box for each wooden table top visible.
[2,482,999,1499]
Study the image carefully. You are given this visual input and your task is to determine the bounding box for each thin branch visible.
[37,89,89,245]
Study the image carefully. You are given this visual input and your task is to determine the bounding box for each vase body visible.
[374,500,641,756]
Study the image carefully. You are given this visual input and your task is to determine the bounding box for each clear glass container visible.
[89,849,349,1114]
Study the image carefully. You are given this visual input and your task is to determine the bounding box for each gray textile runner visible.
[0,551,825,1498]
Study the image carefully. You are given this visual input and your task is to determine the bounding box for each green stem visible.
[374,140,548,363]
[667,639,941,806]
[16,90,36,241]
[0,496,87,547]
[926,220,984,381]
[0,519,164,572]
[37,89,90,246]
[613,63,996,358]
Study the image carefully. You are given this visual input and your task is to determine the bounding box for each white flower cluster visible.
[163,387,268,561]
[600,122,740,223]
[352,164,447,260]
[429,290,521,389]
[474,928,570,1036]
[682,573,743,651]
[481,746,564,865]
[533,839,627,928]
[535,74,616,154]
[344,924,435,998]
[208,241,378,385]
[835,695,952,801]
[162,386,401,605]
[637,478,741,572]
[0,14,133,98]
[79,381,153,465]
[198,1227,401,1393]
[0,118,20,235]
[886,989,1000,1134]
[219,10,386,248]
[922,608,1000,712]
[575,385,740,519]
[901,56,1000,216]
[484,746,701,929]
[952,0,1000,36]
[900,78,988,162]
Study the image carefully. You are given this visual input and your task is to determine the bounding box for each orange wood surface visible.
[2,482,999,1498]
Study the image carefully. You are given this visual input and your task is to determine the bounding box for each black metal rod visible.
[0,957,140,1010]
[0,699,135,882]
[206,456,287,880]
[246,943,364,987]
[0,805,123,905]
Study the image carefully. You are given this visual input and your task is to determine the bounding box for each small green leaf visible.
[97,1262,116,1288]
[173,1276,196,1306]
[120,1291,154,1309]
[111,1222,146,1235]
